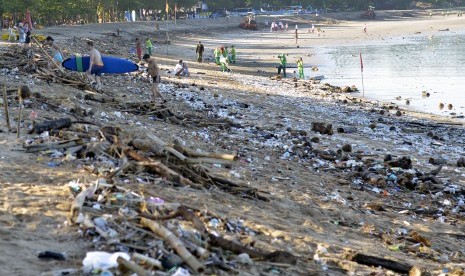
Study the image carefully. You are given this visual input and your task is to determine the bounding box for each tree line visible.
[1,0,464,26]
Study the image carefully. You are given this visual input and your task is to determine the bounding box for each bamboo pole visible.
[2,84,11,129]
[141,218,205,273]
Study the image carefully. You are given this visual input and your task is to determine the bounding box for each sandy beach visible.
[1,10,465,275]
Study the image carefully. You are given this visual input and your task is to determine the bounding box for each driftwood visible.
[17,97,23,138]
[348,253,413,274]
[2,84,10,129]
[124,148,195,186]
[68,185,95,223]
[173,143,238,161]
[142,205,297,264]
[116,256,151,276]
[141,218,205,273]
[30,118,72,134]
[132,253,163,269]
[24,139,82,153]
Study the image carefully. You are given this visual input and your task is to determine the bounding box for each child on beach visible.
[135,38,142,61]
[44,36,64,68]
[145,37,153,56]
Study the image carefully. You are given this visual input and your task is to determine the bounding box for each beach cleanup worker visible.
[145,37,153,56]
[230,45,236,64]
[220,55,231,72]
[223,47,228,58]
[277,54,287,77]
[44,36,64,68]
[174,60,189,76]
[214,47,221,65]
[135,38,142,61]
[86,41,104,90]
[143,54,165,102]
[195,41,204,63]
[296,57,304,79]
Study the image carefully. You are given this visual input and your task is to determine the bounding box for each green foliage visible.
[1,0,464,25]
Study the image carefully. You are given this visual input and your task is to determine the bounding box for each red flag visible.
[360,52,363,72]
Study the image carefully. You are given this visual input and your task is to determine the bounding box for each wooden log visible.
[2,84,11,129]
[349,253,412,274]
[141,218,205,273]
[116,256,151,276]
[146,133,187,161]
[30,118,72,134]
[132,253,163,269]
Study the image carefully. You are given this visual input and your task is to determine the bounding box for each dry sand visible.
[1,10,465,275]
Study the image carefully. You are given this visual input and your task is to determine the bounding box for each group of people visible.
[213,45,236,72]
[134,37,154,61]
[267,21,289,32]
[277,54,305,79]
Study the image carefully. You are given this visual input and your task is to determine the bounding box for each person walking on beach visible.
[145,37,153,56]
[230,45,236,64]
[44,36,64,68]
[143,54,164,102]
[294,28,298,44]
[195,41,204,63]
[135,38,142,61]
[214,47,221,65]
[363,23,367,33]
[277,53,287,77]
[296,57,304,79]
[86,41,104,89]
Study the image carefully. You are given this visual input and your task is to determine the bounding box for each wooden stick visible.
[174,144,237,161]
[132,253,163,269]
[2,84,11,129]
[32,37,64,73]
[116,256,151,276]
[68,185,95,223]
[141,218,205,273]
[16,98,22,138]
[349,253,412,274]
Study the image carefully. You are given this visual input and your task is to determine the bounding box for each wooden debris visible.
[348,253,413,274]
[2,84,11,129]
[141,218,205,273]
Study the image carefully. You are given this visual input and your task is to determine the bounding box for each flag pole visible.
[360,52,365,98]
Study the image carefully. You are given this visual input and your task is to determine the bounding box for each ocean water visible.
[315,32,465,117]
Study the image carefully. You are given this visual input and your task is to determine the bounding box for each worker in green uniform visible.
[296,57,304,79]
[145,38,153,56]
[230,45,236,64]
[214,47,221,65]
[277,53,287,77]
[223,47,228,58]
